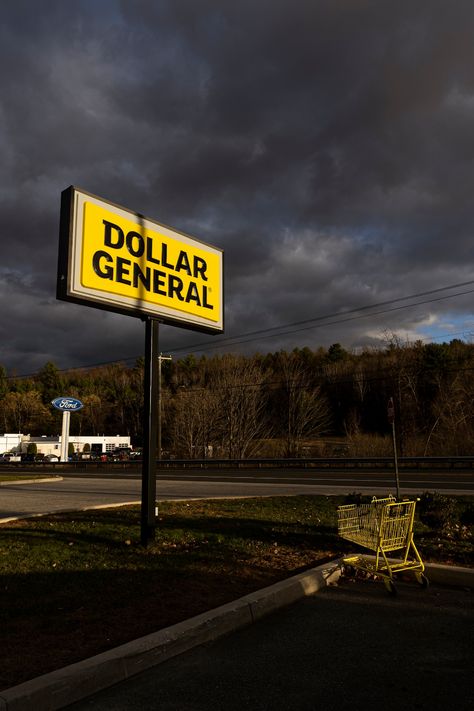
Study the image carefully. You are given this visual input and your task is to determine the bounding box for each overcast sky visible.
[2,0,474,375]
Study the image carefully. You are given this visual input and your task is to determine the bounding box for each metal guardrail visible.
[155,456,474,471]
[1,456,474,473]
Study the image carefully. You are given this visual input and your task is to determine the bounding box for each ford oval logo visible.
[51,397,84,412]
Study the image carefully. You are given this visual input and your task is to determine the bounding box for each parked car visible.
[44,454,60,462]
[111,447,133,461]
[0,453,21,462]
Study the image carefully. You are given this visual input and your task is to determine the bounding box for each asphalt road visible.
[67,579,474,711]
[0,468,472,522]
[145,467,474,493]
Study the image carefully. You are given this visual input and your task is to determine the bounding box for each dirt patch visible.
[1,548,334,689]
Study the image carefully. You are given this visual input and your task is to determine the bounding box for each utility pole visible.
[158,354,172,460]
[387,397,400,500]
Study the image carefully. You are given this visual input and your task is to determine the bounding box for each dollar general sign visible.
[57,186,224,332]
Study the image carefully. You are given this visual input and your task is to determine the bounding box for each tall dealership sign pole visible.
[57,186,224,545]
[51,397,84,462]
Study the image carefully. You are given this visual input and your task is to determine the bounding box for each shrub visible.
[344,492,365,505]
[345,433,392,457]
[460,503,474,527]
[418,491,457,531]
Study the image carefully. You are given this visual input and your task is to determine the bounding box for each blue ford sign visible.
[51,397,84,412]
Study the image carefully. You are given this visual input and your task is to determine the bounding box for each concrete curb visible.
[0,501,141,526]
[0,560,342,711]
[0,477,62,487]
[358,556,474,588]
[422,561,474,588]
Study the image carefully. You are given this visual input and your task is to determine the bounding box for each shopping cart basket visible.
[337,496,428,594]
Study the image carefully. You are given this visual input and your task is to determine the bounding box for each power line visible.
[166,279,474,354]
[5,279,474,379]
[168,286,474,354]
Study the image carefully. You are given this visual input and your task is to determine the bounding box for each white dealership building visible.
[0,433,131,456]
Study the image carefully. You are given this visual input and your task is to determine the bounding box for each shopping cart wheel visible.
[384,579,397,595]
[415,572,429,589]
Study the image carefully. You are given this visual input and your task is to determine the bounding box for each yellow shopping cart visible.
[337,496,428,594]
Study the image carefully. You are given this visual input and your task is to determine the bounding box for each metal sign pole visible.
[57,186,223,544]
[157,355,162,463]
[141,318,159,546]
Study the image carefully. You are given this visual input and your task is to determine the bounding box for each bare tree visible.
[212,355,270,458]
[277,352,331,457]
[1,390,50,434]
[81,394,106,435]
[170,388,219,458]
[424,373,474,455]
[353,364,368,403]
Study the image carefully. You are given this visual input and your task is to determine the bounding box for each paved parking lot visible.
[67,579,473,711]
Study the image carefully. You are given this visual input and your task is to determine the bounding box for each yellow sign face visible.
[58,187,224,332]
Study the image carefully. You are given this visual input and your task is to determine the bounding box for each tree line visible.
[1,336,474,457]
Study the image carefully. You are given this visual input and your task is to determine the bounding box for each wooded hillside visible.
[1,337,473,458]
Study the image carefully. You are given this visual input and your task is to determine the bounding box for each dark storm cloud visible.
[1,0,474,373]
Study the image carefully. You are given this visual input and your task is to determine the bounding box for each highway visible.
[141,466,474,492]
[0,466,472,522]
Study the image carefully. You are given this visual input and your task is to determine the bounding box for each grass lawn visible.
[0,494,472,690]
